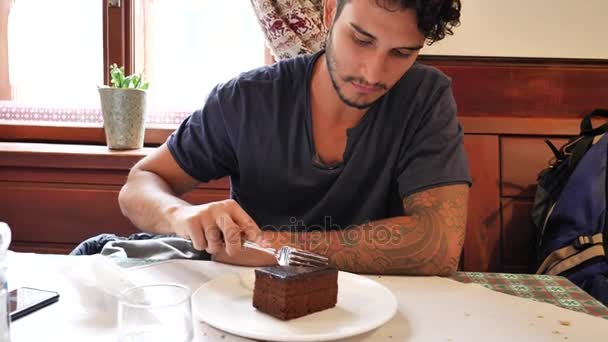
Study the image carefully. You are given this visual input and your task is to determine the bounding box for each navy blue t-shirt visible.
[167,51,471,231]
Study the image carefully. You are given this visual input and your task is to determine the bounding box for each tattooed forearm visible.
[271,184,469,276]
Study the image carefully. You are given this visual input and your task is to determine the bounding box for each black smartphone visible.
[9,287,60,321]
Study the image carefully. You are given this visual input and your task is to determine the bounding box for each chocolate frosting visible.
[255,265,337,280]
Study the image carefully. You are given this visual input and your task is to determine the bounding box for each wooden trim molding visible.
[103,0,133,84]
[0,122,173,146]
[0,142,230,189]
[462,135,501,272]
[418,55,608,65]
[420,58,608,118]
[10,242,78,255]
[1,116,603,148]
[460,116,607,136]
[0,0,11,100]
[0,142,153,170]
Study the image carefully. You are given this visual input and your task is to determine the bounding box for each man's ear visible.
[323,0,337,30]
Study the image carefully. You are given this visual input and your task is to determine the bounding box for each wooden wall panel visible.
[422,57,608,118]
[501,198,537,273]
[0,182,229,253]
[0,142,232,254]
[462,135,501,272]
[0,167,130,186]
[10,242,78,255]
[0,166,229,190]
[183,189,230,206]
[1,184,136,244]
[460,117,608,136]
[501,137,569,198]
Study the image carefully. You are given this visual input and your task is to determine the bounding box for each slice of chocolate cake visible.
[252,265,338,320]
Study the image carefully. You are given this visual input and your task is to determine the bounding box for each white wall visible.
[421,0,608,59]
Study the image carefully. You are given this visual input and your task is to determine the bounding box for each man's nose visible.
[361,51,386,86]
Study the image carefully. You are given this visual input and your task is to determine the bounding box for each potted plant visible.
[98,64,149,150]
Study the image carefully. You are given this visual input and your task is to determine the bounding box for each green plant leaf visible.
[118,66,126,87]
[110,64,122,88]
[123,75,134,89]
[106,64,148,89]
[133,74,142,89]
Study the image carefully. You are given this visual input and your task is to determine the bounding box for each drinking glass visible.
[117,283,193,342]
[0,222,11,342]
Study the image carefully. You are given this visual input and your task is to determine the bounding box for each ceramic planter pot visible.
[98,87,147,150]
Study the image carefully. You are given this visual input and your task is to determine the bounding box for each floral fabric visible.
[250,0,327,60]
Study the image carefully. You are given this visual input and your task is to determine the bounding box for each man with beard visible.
[118,0,471,275]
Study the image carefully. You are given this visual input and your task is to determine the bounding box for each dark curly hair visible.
[335,0,462,45]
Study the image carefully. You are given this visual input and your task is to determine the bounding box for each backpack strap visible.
[568,109,608,169]
[536,233,604,274]
[561,120,607,179]
[547,244,605,276]
[580,108,608,136]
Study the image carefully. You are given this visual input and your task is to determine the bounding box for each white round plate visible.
[192,269,397,342]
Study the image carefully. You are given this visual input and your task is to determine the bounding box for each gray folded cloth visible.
[100,237,211,261]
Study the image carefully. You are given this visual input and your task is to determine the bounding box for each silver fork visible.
[242,240,329,267]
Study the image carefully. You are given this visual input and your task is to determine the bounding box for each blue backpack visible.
[531,109,608,305]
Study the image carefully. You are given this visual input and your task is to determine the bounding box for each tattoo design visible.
[284,184,469,275]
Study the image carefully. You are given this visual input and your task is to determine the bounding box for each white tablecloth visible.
[5,252,608,341]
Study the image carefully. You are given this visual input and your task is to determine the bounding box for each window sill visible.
[0,141,154,170]
[0,141,229,189]
[0,121,176,146]
[0,102,186,145]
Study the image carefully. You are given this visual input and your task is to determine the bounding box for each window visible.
[135,0,264,117]
[0,0,265,128]
[7,0,102,107]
